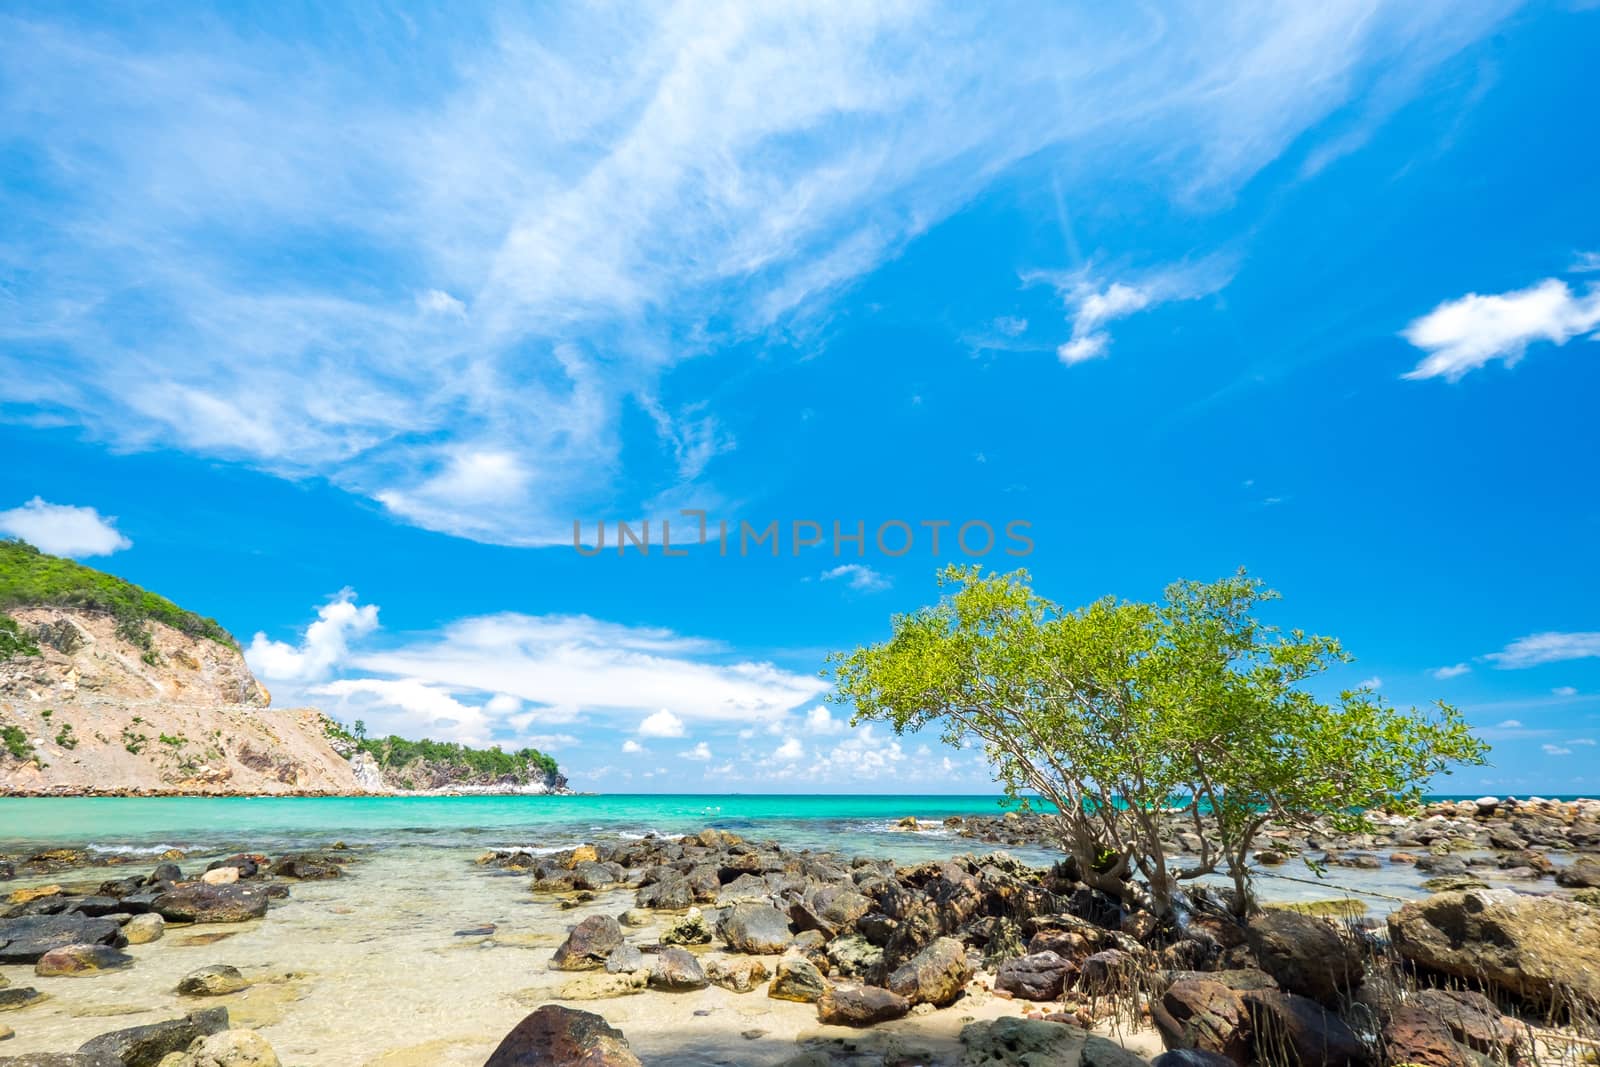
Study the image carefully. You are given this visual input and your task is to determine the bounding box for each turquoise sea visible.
[4,792,1591,861]
[0,793,1048,863]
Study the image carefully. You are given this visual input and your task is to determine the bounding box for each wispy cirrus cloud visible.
[1,4,1517,544]
[1484,631,1600,669]
[1035,260,1234,365]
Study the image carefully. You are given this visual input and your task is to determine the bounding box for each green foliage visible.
[355,734,560,781]
[54,723,77,750]
[3,724,33,760]
[0,613,41,659]
[122,726,149,755]
[831,565,1488,917]
[0,539,236,649]
[159,732,187,748]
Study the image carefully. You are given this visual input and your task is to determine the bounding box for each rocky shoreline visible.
[2,800,1597,1066]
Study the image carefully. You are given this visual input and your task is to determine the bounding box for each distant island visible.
[0,538,567,796]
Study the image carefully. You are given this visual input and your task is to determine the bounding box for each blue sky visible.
[3,2,1599,794]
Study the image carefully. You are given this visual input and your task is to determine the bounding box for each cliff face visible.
[0,607,370,795]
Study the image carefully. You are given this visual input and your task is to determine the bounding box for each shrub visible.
[3,724,33,760]
[0,614,41,659]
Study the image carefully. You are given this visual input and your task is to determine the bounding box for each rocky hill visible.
[0,540,565,796]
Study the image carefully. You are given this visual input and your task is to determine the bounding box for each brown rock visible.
[1151,978,1250,1064]
[1241,989,1367,1067]
[1244,910,1363,1006]
[886,936,971,1007]
[817,984,911,1027]
[484,1004,643,1066]
[552,916,624,971]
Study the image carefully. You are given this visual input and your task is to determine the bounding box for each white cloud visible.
[1039,262,1232,366]
[682,741,712,761]
[416,289,466,316]
[804,706,847,736]
[486,693,522,715]
[1496,719,1523,730]
[311,677,492,745]
[246,589,379,683]
[348,615,826,725]
[773,737,805,762]
[1569,738,1597,746]
[1358,676,1383,690]
[0,5,1515,545]
[1569,251,1600,273]
[1553,686,1579,697]
[638,709,687,738]
[0,498,131,558]
[1542,744,1573,756]
[1431,663,1471,680]
[621,739,645,754]
[1484,632,1600,669]
[1401,279,1600,381]
[820,564,891,593]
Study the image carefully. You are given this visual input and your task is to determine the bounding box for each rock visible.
[1150,978,1249,1064]
[618,909,652,928]
[648,946,708,991]
[0,988,48,1013]
[484,1004,643,1066]
[199,868,239,886]
[562,846,599,870]
[8,886,62,905]
[1473,796,1500,816]
[0,1022,10,1040]
[717,903,793,954]
[553,972,649,1001]
[0,1054,119,1067]
[604,945,644,975]
[181,1029,281,1067]
[34,943,134,976]
[1244,910,1363,1006]
[1421,876,1490,893]
[1555,856,1600,888]
[659,908,711,946]
[124,914,165,944]
[1410,989,1516,1058]
[825,935,883,980]
[570,863,617,892]
[817,984,911,1026]
[1079,949,1137,996]
[995,951,1077,1001]
[706,957,769,993]
[1241,990,1366,1067]
[1152,1052,1239,1067]
[268,853,341,880]
[768,957,828,1003]
[958,1017,1149,1066]
[1382,1003,1477,1067]
[151,885,269,924]
[886,936,971,1007]
[552,916,624,971]
[1387,888,1600,1008]
[78,1008,230,1067]
[0,916,125,964]
[177,966,249,997]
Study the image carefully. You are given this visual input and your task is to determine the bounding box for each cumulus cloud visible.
[0,5,1515,545]
[621,739,645,754]
[349,614,826,725]
[682,741,712,761]
[820,564,891,592]
[311,677,491,745]
[1358,676,1383,690]
[0,498,131,557]
[773,737,805,762]
[1431,663,1471,680]
[805,706,847,735]
[1484,632,1600,669]
[1402,279,1600,381]
[245,589,379,683]
[638,709,687,738]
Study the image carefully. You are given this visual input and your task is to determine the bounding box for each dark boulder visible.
[150,884,270,924]
[76,1007,229,1067]
[717,903,793,954]
[483,1004,643,1066]
[885,936,971,1007]
[1244,910,1363,1006]
[1150,978,1250,1064]
[648,946,708,991]
[816,984,910,1027]
[0,915,125,964]
[552,915,624,971]
[995,951,1077,1001]
[1241,990,1367,1067]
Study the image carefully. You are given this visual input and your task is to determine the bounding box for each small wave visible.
[86,843,180,855]
[487,844,568,856]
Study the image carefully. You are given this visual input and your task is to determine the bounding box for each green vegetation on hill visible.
[0,614,41,658]
[0,539,236,651]
[326,720,559,782]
